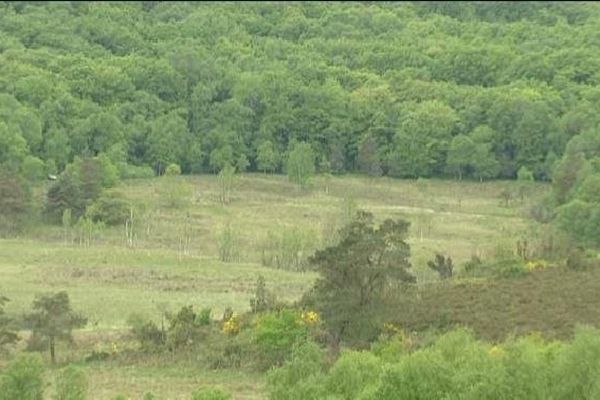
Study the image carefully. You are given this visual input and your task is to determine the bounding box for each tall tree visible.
[446,134,476,180]
[390,101,458,178]
[286,142,316,189]
[0,171,32,233]
[25,291,87,364]
[257,140,278,174]
[357,135,383,177]
[305,211,414,349]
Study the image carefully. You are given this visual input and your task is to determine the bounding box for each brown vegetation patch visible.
[394,268,600,341]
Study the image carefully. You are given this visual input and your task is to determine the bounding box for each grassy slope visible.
[0,173,547,398]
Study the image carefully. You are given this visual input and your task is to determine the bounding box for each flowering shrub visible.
[222,313,240,336]
[525,259,549,271]
[301,310,320,326]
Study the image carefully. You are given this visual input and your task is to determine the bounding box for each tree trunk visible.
[50,337,56,364]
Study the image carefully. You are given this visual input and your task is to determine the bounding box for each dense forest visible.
[1,1,600,181]
[2,1,600,244]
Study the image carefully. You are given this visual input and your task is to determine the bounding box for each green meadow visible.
[0,174,550,398]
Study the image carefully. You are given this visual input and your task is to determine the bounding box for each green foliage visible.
[255,309,309,369]
[260,227,317,271]
[325,351,382,399]
[191,388,232,400]
[73,216,105,248]
[0,2,597,184]
[196,308,212,326]
[209,146,234,174]
[86,191,131,226]
[0,171,32,233]
[517,166,535,182]
[54,365,87,400]
[218,223,240,262]
[266,341,326,400]
[119,164,155,179]
[555,200,600,246]
[0,295,18,352]
[552,326,600,400]
[390,100,458,178]
[0,353,44,400]
[552,152,590,205]
[21,155,46,182]
[158,177,191,209]
[257,141,278,174]
[127,313,165,352]
[164,163,182,176]
[427,253,454,280]
[236,154,249,173]
[249,275,277,314]
[46,170,86,223]
[24,291,87,363]
[165,305,206,351]
[446,134,476,180]
[286,142,316,189]
[306,211,414,348]
[357,136,382,177]
[217,164,236,205]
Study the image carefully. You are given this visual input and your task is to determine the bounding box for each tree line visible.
[1,1,599,182]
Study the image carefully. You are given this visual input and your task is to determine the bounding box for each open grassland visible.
[0,174,551,398]
[2,174,545,327]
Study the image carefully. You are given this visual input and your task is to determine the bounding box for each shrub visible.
[21,155,46,181]
[462,254,483,275]
[127,313,165,351]
[249,275,277,313]
[158,177,190,209]
[119,163,155,179]
[325,351,382,400]
[191,388,231,400]
[45,170,84,223]
[218,223,240,262]
[0,353,45,400]
[255,309,308,369]
[164,163,181,176]
[0,171,32,233]
[195,308,212,326]
[86,191,131,226]
[166,305,206,350]
[221,313,240,336]
[551,326,600,400]
[501,335,558,400]
[54,365,87,400]
[260,227,317,271]
[206,330,253,370]
[266,341,326,400]
[97,154,120,188]
[73,216,105,248]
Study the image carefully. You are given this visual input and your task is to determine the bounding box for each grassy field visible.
[0,173,550,398]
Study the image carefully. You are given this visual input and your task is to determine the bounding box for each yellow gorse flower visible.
[525,259,548,271]
[301,310,320,325]
[383,322,404,336]
[489,345,505,357]
[222,313,240,335]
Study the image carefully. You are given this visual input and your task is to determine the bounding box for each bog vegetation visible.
[2,1,600,399]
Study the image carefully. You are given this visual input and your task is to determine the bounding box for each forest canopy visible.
[1,1,599,181]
